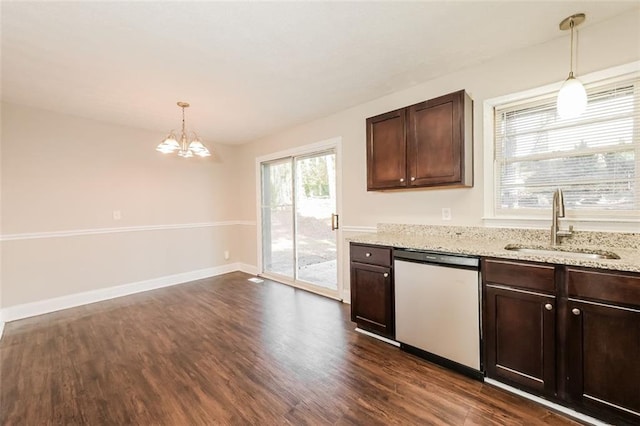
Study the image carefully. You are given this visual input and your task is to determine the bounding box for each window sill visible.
[482,216,640,233]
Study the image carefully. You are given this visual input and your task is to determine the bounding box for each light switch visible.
[442,208,452,221]
[113,210,122,220]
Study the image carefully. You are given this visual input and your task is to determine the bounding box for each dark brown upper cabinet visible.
[366,90,473,191]
[365,108,407,190]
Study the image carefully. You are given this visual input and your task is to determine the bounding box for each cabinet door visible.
[566,300,640,423]
[484,285,556,396]
[350,262,394,338]
[366,109,406,190]
[407,90,467,187]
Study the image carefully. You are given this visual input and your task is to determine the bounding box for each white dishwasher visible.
[394,249,482,377]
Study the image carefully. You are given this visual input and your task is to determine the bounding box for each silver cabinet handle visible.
[572,308,581,315]
[365,252,371,257]
[400,178,405,183]
[383,273,389,278]
[411,177,416,181]
[545,303,553,311]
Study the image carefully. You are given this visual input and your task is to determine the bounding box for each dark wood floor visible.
[1,272,580,425]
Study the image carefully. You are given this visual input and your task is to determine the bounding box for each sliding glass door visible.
[261,158,295,278]
[261,149,338,295]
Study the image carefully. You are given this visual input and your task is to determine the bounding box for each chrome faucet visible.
[551,189,573,246]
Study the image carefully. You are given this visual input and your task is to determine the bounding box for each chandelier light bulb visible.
[156,132,180,153]
[178,149,194,158]
[164,133,179,146]
[196,147,211,157]
[188,137,205,152]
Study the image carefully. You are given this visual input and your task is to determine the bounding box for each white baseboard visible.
[237,263,258,275]
[484,379,607,426]
[0,262,246,323]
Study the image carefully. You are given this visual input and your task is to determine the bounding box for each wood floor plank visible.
[0,272,582,425]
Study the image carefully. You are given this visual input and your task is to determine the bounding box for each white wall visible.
[1,11,638,312]
[0,103,243,309]
[234,12,640,296]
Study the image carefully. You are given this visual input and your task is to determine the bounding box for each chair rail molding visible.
[341,225,377,233]
[0,220,257,242]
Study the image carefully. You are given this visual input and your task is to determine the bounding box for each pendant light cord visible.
[569,19,575,77]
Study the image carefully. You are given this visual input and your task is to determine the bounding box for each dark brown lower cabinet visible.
[350,243,394,339]
[350,262,393,337]
[484,285,556,397]
[565,274,640,424]
[483,260,640,425]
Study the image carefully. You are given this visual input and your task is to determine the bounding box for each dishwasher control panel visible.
[394,249,479,268]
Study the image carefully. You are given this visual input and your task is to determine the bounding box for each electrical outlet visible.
[442,208,452,221]
[224,250,230,260]
[113,210,122,220]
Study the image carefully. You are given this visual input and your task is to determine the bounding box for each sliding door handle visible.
[331,213,339,231]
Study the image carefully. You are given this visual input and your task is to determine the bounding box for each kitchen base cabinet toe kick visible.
[400,343,484,381]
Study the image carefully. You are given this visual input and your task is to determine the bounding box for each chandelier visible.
[156,102,211,157]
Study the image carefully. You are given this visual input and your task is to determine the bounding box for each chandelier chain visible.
[182,106,185,135]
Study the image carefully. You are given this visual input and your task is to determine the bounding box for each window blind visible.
[493,76,640,217]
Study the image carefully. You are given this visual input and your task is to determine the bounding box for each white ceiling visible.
[2,1,638,145]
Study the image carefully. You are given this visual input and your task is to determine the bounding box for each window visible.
[490,70,639,222]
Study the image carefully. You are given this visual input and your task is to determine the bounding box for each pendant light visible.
[557,13,587,119]
[156,102,211,158]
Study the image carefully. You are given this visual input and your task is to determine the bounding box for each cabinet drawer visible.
[567,268,640,307]
[483,259,555,293]
[350,244,392,267]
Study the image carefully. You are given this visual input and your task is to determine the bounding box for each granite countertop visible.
[348,224,640,273]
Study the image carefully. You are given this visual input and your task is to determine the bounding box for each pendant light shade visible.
[557,73,587,119]
[156,131,180,154]
[556,13,587,119]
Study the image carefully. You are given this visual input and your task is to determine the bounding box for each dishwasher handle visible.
[394,249,479,269]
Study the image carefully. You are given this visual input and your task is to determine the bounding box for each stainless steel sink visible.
[504,244,620,260]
